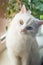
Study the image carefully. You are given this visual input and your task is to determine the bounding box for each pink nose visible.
[20,29,26,32]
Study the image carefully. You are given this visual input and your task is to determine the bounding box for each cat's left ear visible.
[21,5,27,13]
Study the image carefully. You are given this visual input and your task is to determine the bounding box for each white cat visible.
[6,5,41,65]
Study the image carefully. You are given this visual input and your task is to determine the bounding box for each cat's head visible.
[12,5,33,34]
[12,5,43,36]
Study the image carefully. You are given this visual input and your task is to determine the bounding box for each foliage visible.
[31,0,43,19]
[6,0,30,18]
[6,0,21,18]
[6,0,43,19]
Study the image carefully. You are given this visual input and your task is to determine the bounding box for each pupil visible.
[26,26,33,30]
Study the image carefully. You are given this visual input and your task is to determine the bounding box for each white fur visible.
[6,5,40,65]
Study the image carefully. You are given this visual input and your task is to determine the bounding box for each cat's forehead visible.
[16,12,31,23]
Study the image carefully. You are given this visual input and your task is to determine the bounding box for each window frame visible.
[0,33,6,53]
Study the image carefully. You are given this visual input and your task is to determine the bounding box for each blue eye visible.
[26,26,33,30]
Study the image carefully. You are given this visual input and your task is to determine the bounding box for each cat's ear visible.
[21,5,27,13]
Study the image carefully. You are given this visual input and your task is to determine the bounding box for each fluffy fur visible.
[6,5,40,65]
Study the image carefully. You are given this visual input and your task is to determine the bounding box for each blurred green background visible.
[5,0,43,19]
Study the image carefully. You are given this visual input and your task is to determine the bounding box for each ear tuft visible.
[21,5,27,13]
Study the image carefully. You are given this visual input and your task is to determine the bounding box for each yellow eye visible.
[19,20,24,25]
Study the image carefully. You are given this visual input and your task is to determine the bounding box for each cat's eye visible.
[26,26,33,30]
[19,20,24,25]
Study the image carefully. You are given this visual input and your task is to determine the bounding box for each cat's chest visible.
[6,31,36,56]
[9,34,33,55]
[6,32,33,49]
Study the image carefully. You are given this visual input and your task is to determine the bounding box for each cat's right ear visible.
[20,5,27,13]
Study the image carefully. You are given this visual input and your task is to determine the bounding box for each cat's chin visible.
[17,31,26,36]
[19,32,25,35]
[19,31,28,35]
